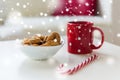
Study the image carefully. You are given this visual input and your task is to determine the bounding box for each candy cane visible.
[57,54,98,75]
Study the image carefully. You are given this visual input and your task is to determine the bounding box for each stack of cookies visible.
[23,32,61,46]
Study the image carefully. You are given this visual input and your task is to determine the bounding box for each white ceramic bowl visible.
[20,40,64,60]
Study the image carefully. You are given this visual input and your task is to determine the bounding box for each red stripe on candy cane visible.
[57,54,98,75]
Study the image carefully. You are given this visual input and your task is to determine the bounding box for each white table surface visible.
[0,36,120,80]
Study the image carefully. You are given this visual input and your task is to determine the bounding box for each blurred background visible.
[0,0,120,46]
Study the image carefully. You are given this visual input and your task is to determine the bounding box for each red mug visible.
[67,21,104,54]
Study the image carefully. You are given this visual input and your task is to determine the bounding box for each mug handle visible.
[90,27,104,49]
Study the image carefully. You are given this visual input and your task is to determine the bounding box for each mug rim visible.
[68,21,93,25]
